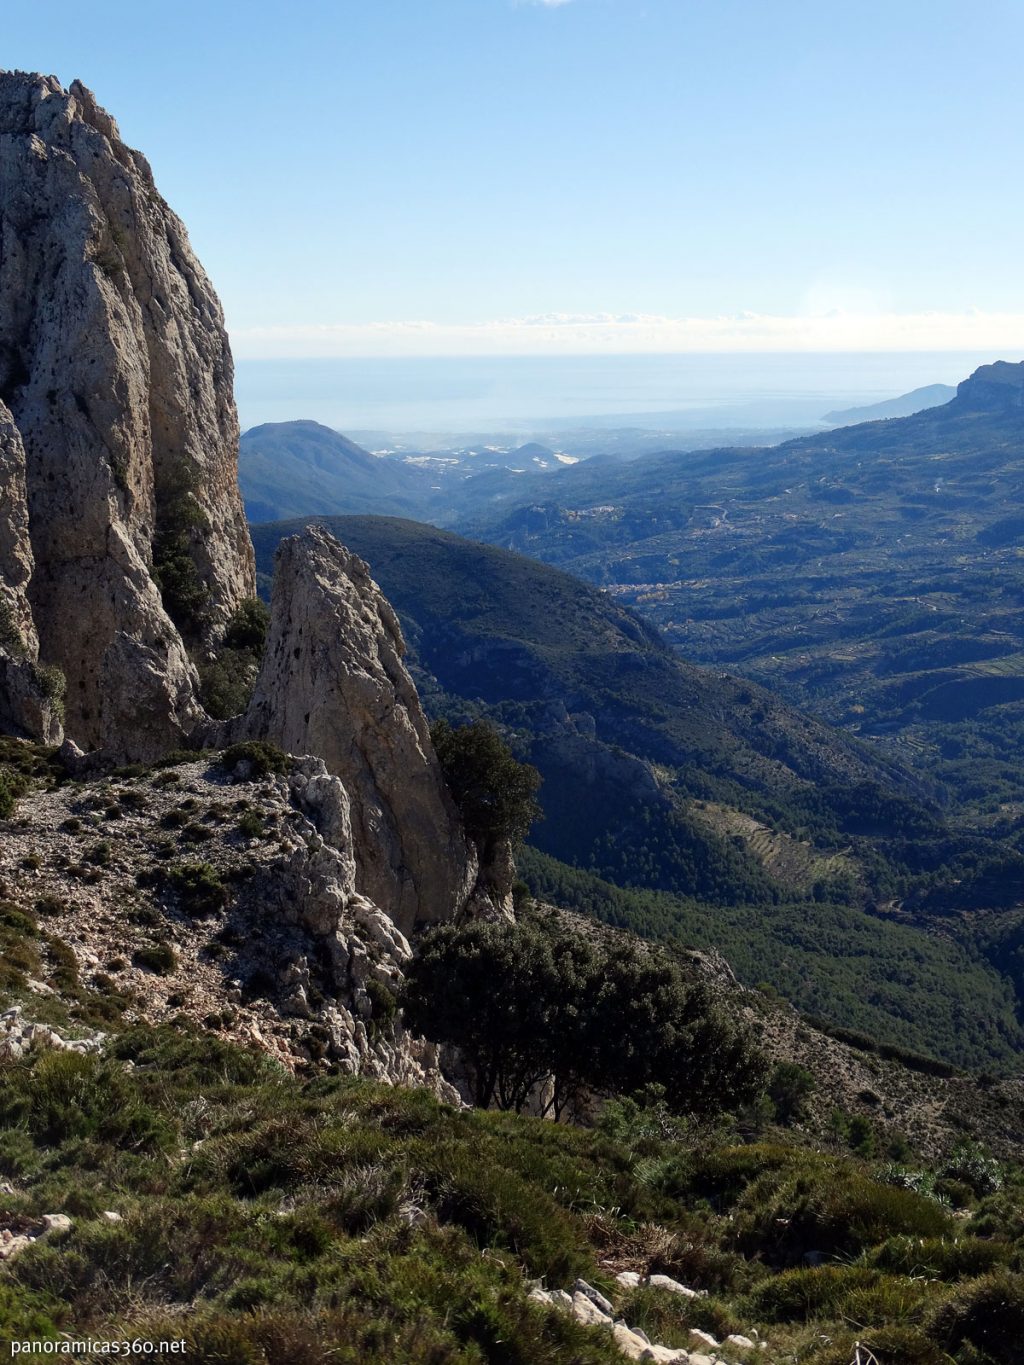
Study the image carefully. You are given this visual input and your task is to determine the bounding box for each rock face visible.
[0,397,61,742]
[956,360,1024,411]
[0,71,254,755]
[0,73,511,1079]
[241,527,478,932]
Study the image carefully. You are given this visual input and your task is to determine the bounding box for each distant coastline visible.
[234,350,995,435]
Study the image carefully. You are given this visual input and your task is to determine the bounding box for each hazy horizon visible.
[234,349,997,436]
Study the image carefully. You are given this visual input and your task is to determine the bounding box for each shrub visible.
[405,916,765,1117]
[864,1235,1011,1281]
[218,741,288,779]
[0,1051,171,1151]
[164,863,228,916]
[223,597,270,653]
[430,718,541,856]
[743,1264,934,1323]
[134,943,177,975]
[32,663,66,721]
[86,840,112,867]
[152,467,211,639]
[724,1154,952,1264]
[236,810,264,839]
[928,1271,1024,1363]
[0,765,28,818]
[767,1061,815,1123]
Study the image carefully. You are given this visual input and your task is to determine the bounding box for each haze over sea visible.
[234,351,996,437]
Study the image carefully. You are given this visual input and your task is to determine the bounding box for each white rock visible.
[101,1211,122,1223]
[571,1291,611,1327]
[689,1328,719,1348]
[615,1270,643,1289]
[611,1323,649,1361]
[574,1277,615,1316]
[647,1273,700,1298]
[528,1287,552,1304]
[639,1347,687,1364]
[0,1234,32,1261]
[40,1214,72,1234]
[725,1334,756,1349]
[549,1289,574,1311]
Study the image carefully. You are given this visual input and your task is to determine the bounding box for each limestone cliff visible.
[0,71,493,992]
[0,397,60,741]
[955,359,1024,411]
[240,527,478,932]
[0,71,254,755]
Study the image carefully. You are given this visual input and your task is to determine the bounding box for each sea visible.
[233,351,998,438]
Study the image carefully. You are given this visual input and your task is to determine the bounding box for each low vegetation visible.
[0,1023,1022,1362]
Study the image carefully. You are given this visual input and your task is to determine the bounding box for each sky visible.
[5,0,1024,358]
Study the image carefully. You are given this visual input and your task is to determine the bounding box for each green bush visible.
[0,764,28,818]
[864,1235,1011,1281]
[430,718,541,856]
[133,943,177,975]
[767,1061,815,1123]
[0,1051,171,1151]
[223,597,270,653]
[219,740,288,779]
[928,1270,1024,1363]
[165,862,229,917]
[743,1264,935,1324]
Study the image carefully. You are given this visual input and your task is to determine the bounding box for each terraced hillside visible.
[463,362,1024,835]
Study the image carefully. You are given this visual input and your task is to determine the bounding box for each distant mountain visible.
[461,361,1024,834]
[822,383,956,425]
[239,420,429,522]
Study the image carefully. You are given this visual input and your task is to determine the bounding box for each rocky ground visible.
[0,748,450,1091]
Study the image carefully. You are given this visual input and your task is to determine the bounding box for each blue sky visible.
[6,0,1024,356]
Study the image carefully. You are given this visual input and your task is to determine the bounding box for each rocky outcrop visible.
[955,359,1024,411]
[0,756,458,1094]
[0,73,504,1002]
[0,71,254,755]
[241,527,478,932]
[0,398,61,741]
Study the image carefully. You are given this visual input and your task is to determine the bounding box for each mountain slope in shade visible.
[822,382,956,425]
[240,420,429,522]
[248,514,963,899]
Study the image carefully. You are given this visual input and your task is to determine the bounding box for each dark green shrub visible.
[219,741,288,779]
[164,862,228,916]
[152,467,211,639]
[0,765,28,818]
[223,598,270,653]
[865,1235,1011,1281]
[430,718,541,856]
[928,1271,1024,1362]
[134,943,177,975]
[728,1156,951,1264]
[0,1051,171,1151]
[33,895,67,918]
[86,840,112,867]
[406,916,765,1117]
[365,977,398,1037]
[743,1264,934,1324]
[767,1061,815,1123]
[236,810,264,839]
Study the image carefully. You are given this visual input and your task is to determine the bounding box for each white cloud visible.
[230,309,1024,360]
